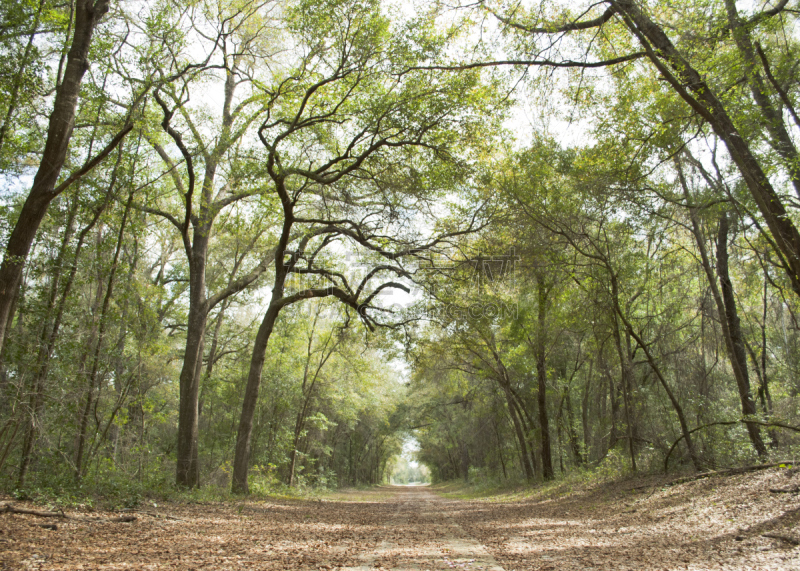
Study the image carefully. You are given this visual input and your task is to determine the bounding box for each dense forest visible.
[1,0,800,501]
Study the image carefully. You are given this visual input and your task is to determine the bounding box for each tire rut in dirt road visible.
[343,486,504,571]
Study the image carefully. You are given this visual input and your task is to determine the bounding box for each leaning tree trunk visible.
[610,314,638,472]
[0,0,116,354]
[502,383,535,481]
[231,295,283,493]
[231,198,293,493]
[611,0,800,298]
[723,0,800,199]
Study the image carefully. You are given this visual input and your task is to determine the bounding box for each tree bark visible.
[504,384,535,481]
[611,313,637,472]
[165,59,270,487]
[564,387,584,466]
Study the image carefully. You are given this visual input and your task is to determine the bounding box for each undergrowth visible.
[1,459,332,511]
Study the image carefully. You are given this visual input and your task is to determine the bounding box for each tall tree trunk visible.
[287,390,316,487]
[535,274,554,480]
[581,357,594,463]
[175,275,208,488]
[716,213,768,457]
[231,298,282,493]
[459,439,470,482]
[198,299,228,417]
[15,201,76,485]
[231,194,294,493]
[564,387,583,466]
[503,384,535,481]
[678,162,768,457]
[605,361,619,453]
[759,262,773,416]
[0,0,115,354]
[610,314,637,472]
[492,418,508,479]
[169,61,269,487]
[287,319,333,487]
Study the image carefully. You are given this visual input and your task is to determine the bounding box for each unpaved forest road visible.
[3,468,800,570]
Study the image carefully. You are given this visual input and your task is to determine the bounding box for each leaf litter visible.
[1,467,799,569]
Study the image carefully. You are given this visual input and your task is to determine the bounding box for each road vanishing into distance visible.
[3,471,800,570]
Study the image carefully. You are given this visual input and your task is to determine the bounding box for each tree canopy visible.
[1,0,800,495]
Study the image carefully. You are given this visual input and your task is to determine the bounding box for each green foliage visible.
[2,0,800,504]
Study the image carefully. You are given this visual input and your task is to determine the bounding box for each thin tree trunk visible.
[605,362,619,452]
[610,313,637,472]
[610,272,703,471]
[716,213,768,457]
[760,262,773,415]
[75,189,134,479]
[493,418,508,479]
[504,385,535,481]
[15,186,113,488]
[287,317,333,487]
[581,358,594,463]
[678,162,767,457]
[565,387,583,466]
[231,288,285,493]
[535,274,554,480]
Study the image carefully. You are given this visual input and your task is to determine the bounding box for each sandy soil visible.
[2,467,800,570]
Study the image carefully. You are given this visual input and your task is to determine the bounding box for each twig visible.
[1,503,135,523]
[664,420,800,472]
[666,462,792,486]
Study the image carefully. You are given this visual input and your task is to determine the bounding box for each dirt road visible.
[2,469,800,569]
[337,486,503,570]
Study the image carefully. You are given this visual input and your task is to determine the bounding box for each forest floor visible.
[2,466,800,570]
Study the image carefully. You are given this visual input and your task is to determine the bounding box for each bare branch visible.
[491,4,618,34]
[408,53,645,72]
[53,123,133,195]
